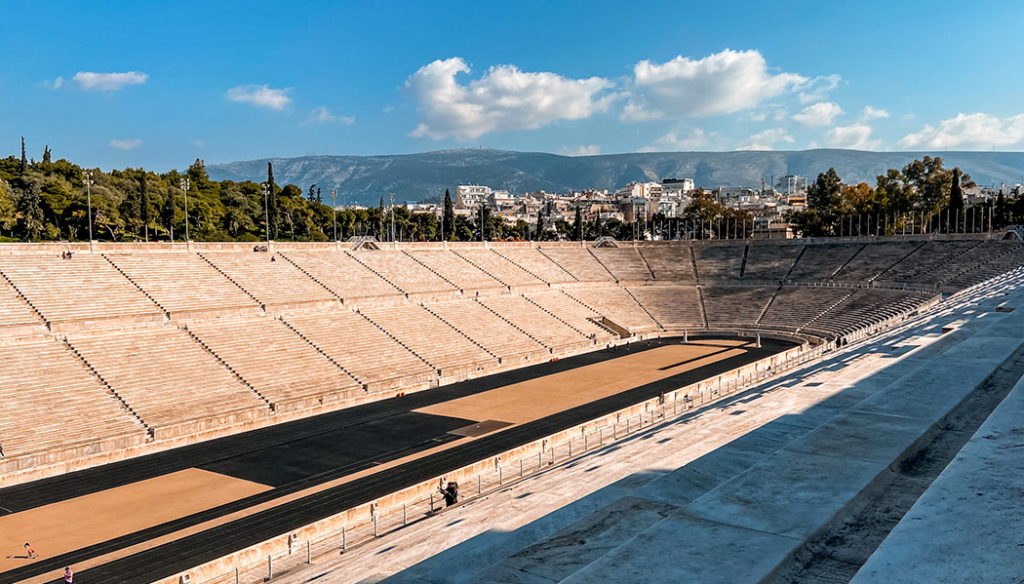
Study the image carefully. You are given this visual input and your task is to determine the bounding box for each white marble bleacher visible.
[493,248,577,285]
[68,327,269,439]
[0,277,46,337]
[787,243,863,282]
[201,252,337,311]
[874,240,981,285]
[699,286,773,329]
[943,242,1024,289]
[693,243,745,281]
[831,241,920,282]
[0,254,163,330]
[350,250,459,299]
[638,245,696,282]
[359,303,500,378]
[106,253,261,319]
[566,286,662,333]
[405,249,505,293]
[284,310,435,392]
[741,243,803,280]
[281,251,403,305]
[424,299,549,364]
[523,290,618,342]
[187,317,363,413]
[477,294,593,353]
[851,351,1024,584]
[589,247,652,282]
[627,286,704,331]
[811,289,933,337]
[758,286,853,332]
[454,248,546,288]
[0,339,145,458]
[539,247,617,282]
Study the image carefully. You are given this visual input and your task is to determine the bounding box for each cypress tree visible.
[378,196,385,239]
[949,168,964,213]
[139,171,150,241]
[20,137,27,174]
[535,208,545,241]
[573,206,584,241]
[442,189,454,241]
[267,162,278,239]
[42,145,51,164]
[162,188,176,242]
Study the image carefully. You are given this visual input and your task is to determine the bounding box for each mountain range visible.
[206,148,1024,206]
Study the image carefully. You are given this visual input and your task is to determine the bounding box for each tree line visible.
[787,156,1023,237]
[0,143,1020,243]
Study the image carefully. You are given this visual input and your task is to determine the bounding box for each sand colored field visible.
[416,341,750,424]
[0,468,270,573]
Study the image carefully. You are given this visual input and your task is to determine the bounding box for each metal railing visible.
[183,344,827,584]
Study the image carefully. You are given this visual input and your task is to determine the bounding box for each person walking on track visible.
[64,566,73,583]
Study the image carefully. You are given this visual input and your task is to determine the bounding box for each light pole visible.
[84,170,94,251]
[331,188,338,241]
[179,177,191,247]
[261,182,271,244]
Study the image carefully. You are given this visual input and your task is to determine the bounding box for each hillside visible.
[207,148,1024,206]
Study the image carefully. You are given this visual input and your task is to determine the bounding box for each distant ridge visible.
[207,148,1024,206]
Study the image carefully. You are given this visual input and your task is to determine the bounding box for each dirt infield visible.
[0,337,774,584]
[417,340,750,424]
[0,469,269,573]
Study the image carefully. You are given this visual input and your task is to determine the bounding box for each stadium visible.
[1,234,1023,584]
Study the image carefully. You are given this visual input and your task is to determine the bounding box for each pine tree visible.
[42,145,51,164]
[308,184,317,201]
[442,189,454,241]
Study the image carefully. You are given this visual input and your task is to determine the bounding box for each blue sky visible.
[2,0,1022,170]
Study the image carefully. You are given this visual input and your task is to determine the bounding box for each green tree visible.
[0,180,16,237]
[162,189,176,241]
[949,167,964,213]
[139,171,151,241]
[535,208,546,240]
[16,178,45,239]
[573,206,583,241]
[442,189,454,241]
[266,162,278,239]
[20,137,27,175]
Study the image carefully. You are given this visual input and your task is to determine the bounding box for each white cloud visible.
[43,76,64,90]
[304,106,355,126]
[638,129,714,152]
[737,128,794,151]
[825,124,881,150]
[74,71,148,91]
[405,57,614,140]
[860,106,889,121]
[226,85,292,110]
[796,74,842,103]
[899,112,1024,149]
[623,49,810,120]
[558,144,601,156]
[792,102,844,126]
[109,138,142,150]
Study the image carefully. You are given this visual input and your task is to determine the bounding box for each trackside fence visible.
[167,340,831,584]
